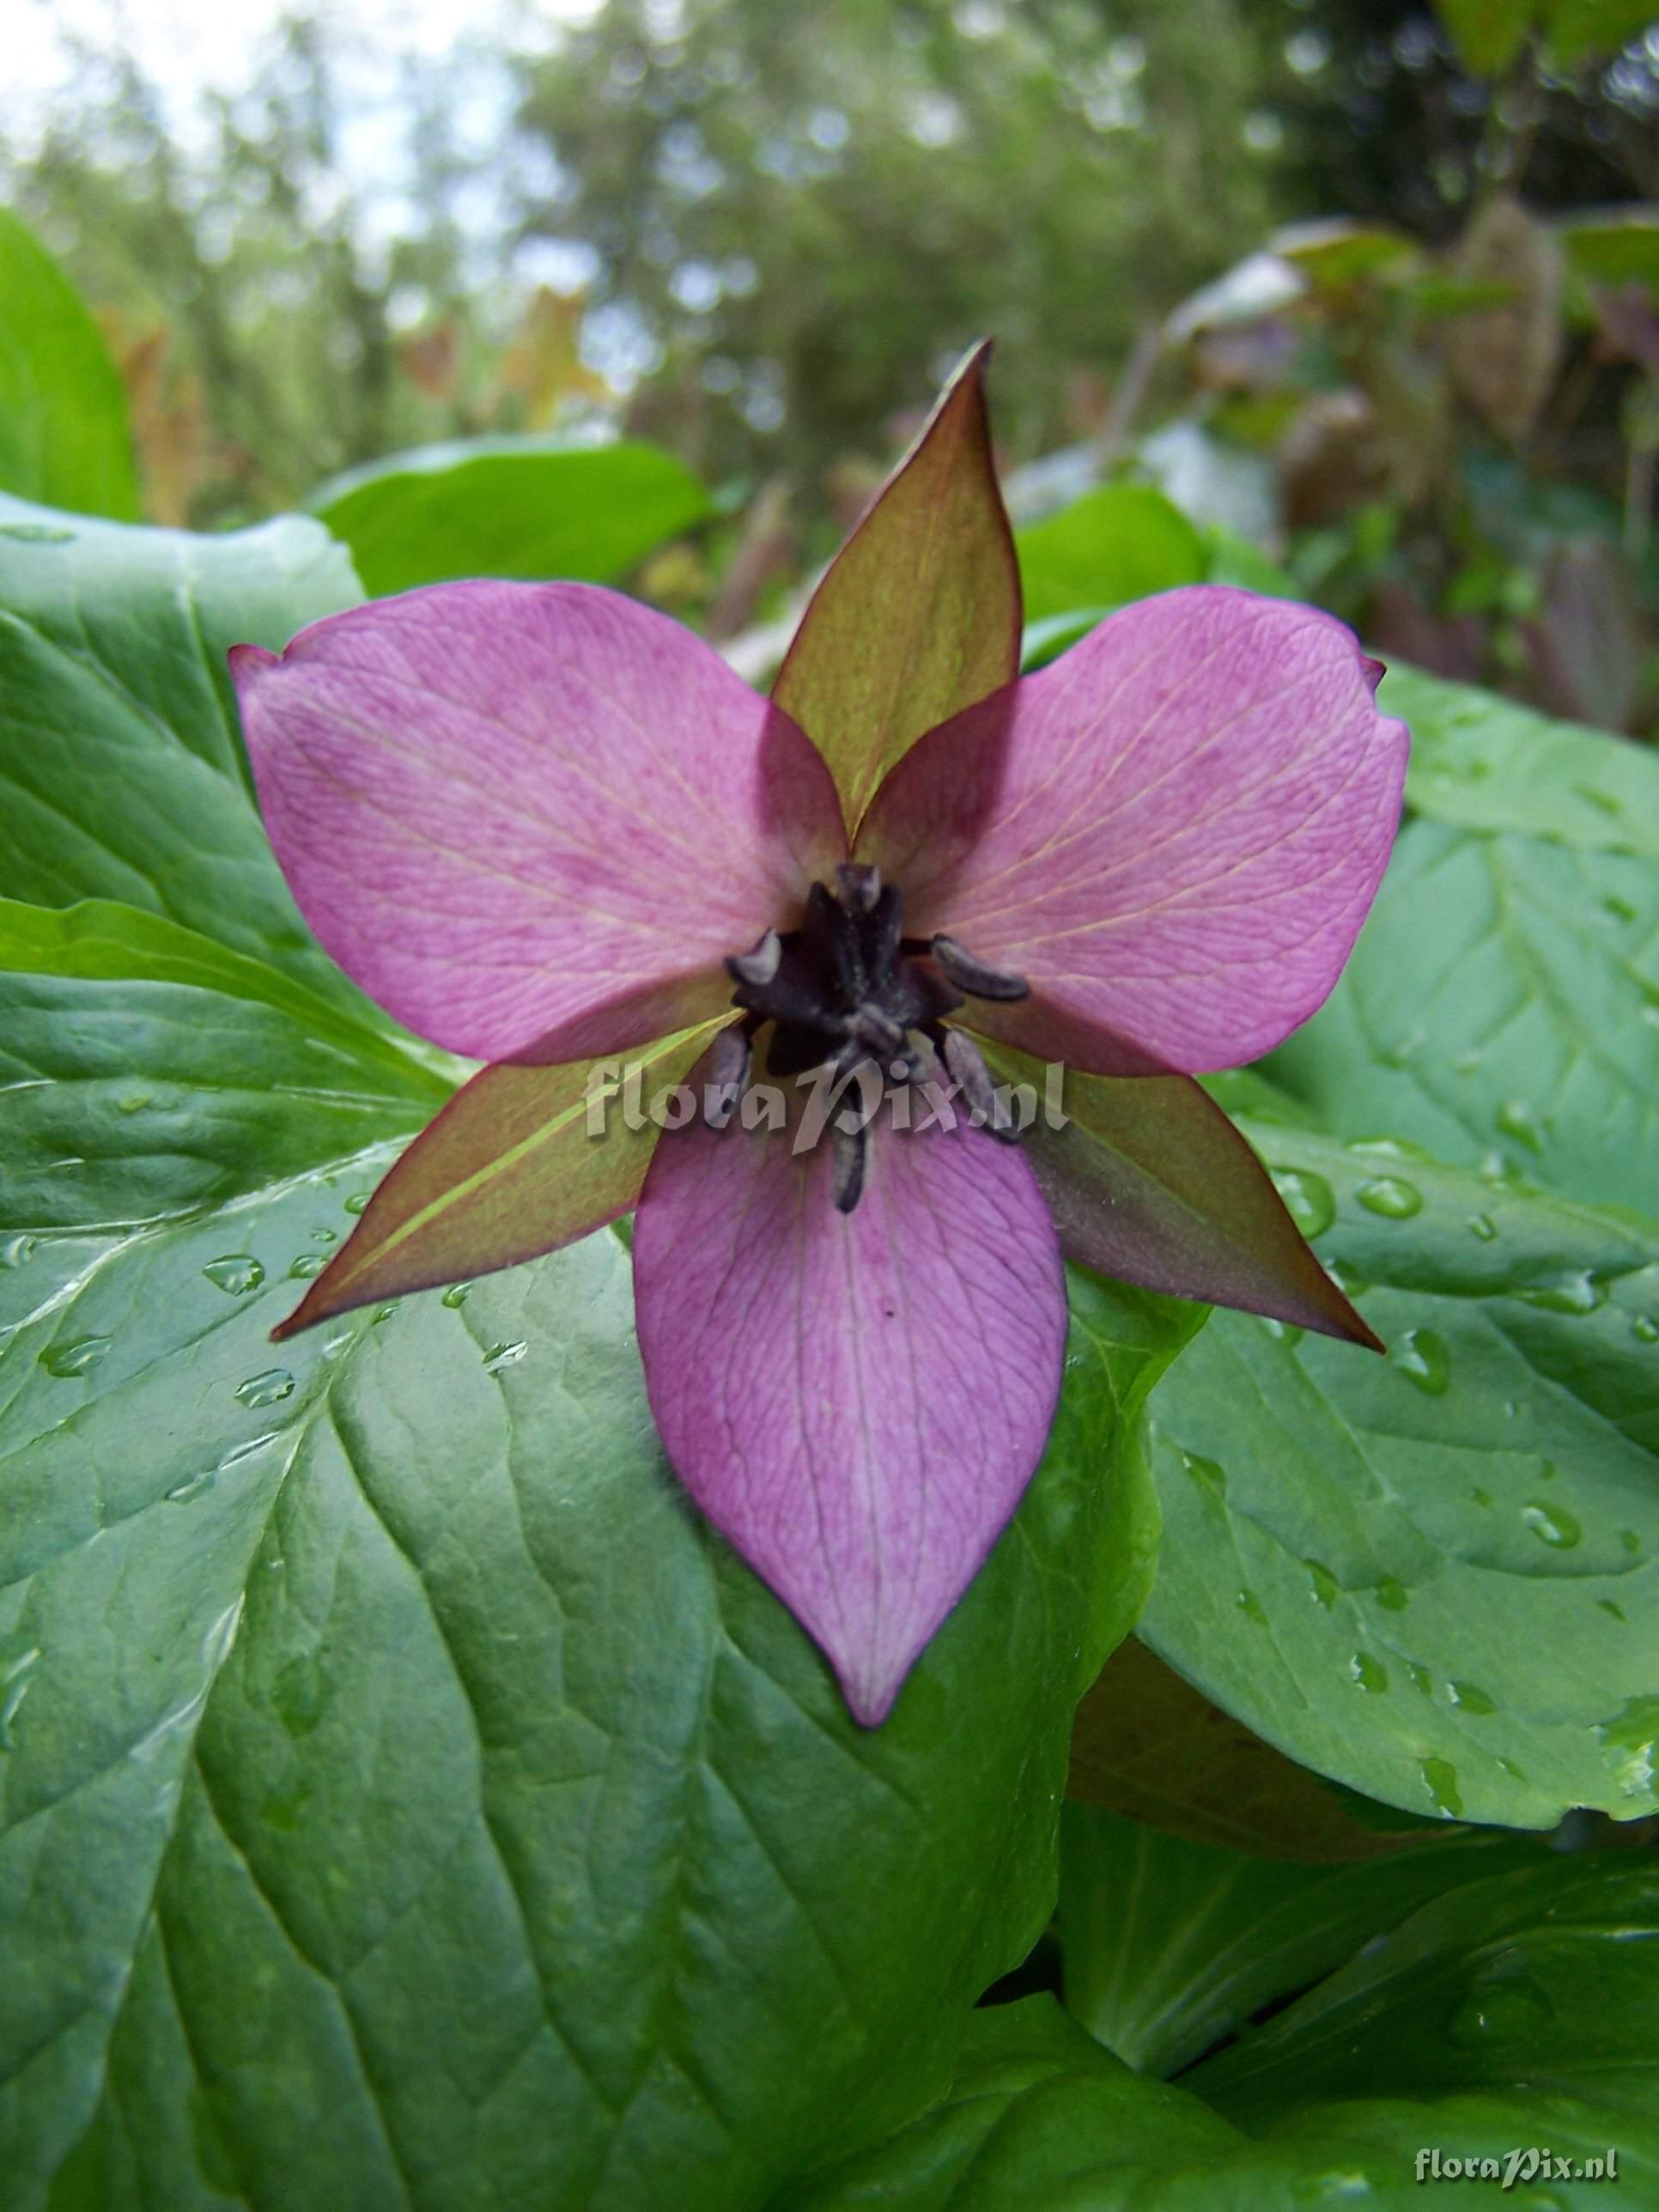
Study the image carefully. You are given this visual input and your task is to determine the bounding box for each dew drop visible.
[1621,1528,1643,1555]
[1419,1755,1463,1817]
[1466,1212,1497,1241]
[1518,1269,1605,1316]
[373,1303,399,1323]
[1498,1757,1527,1783]
[219,1432,278,1471]
[289,1254,325,1279]
[1181,1450,1226,1498]
[1236,1589,1268,1625]
[1448,1972,1554,2048]
[1271,1168,1336,1239]
[1598,1695,1659,1798]
[1600,1600,1627,1623]
[39,1335,112,1378]
[1374,1576,1408,1612]
[1496,1099,1546,1152]
[202,1255,264,1296]
[482,1340,527,1375]
[1324,1258,1371,1298]
[1472,1487,1492,1508]
[344,1193,371,1214]
[1261,1316,1304,1346]
[1406,1661,1434,1697]
[1448,1680,1496,1715]
[164,1472,216,1505]
[1355,1176,1423,1219]
[1603,893,1638,924]
[1305,1558,1340,1608]
[234,1368,295,1408]
[1522,1501,1582,1550]
[1,1234,37,1269]
[441,1281,473,1310]
[1453,1048,1483,1075]
[311,1227,337,1245]
[1348,1650,1388,1693]
[1393,1328,1450,1395]
[1632,1315,1659,1345]
[0,521,75,543]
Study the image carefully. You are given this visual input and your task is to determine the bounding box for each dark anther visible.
[727,928,782,988]
[930,935,1030,1002]
[944,1028,1019,1142]
[831,1121,867,1213]
[835,861,883,915]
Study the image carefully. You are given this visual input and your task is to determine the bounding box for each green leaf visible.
[1138,1115,1659,1830]
[1273,221,1418,290]
[1388,662,1659,860]
[1433,0,1538,76]
[1,1127,1192,2207]
[1559,209,1659,297]
[309,435,711,598]
[0,494,369,1013]
[1545,0,1658,64]
[772,343,1022,830]
[0,898,446,1233]
[1015,483,1206,626]
[1058,1805,1547,2077]
[0,209,139,522]
[1268,819,1659,1215]
[1067,1636,1449,1863]
[1192,1854,1659,2150]
[787,1996,1241,2210]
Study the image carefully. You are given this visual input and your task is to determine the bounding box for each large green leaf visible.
[793,1859,1659,2207]
[1386,662,1659,860]
[309,437,710,598]
[1545,0,1658,64]
[0,210,139,522]
[0,899,446,1234]
[1138,1116,1659,1830]
[1193,1854,1659,2162]
[1014,484,1206,626]
[1433,0,1536,76]
[1058,1805,1547,2078]
[1267,819,1659,1214]
[0,1003,1192,2206]
[0,495,368,1013]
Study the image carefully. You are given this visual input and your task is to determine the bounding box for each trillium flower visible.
[231,346,1407,1726]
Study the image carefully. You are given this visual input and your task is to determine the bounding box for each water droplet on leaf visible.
[1236,1589,1268,1624]
[1466,1213,1497,1241]
[1497,1099,1546,1152]
[1393,1328,1450,1395]
[1448,1972,1554,2047]
[2,1234,39,1268]
[203,1255,264,1296]
[1356,1176,1422,1219]
[1305,1559,1340,1608]
[164,1472,216,1505]
[1261,1316,1304,1346]
[1448,1680,1495,1715]
[39,1336,111,1377]
[1632,1315,1659,1345]
[1518,1270,1604,1315]
[1375,1576,1408,1611]
[1271,1167,1336,1238]
[482,1340,527,1375]
[1407,1661,1434,1697]
[289,1254,325,1279]
[1349,1650,1388,1693]
[234,1368,295,1408]
[1522,1501,1582,1549]
[344,1192,370,1214]
[1419,1756,1463,1816]
[311,1227,337,1245]
[441,1281,473,1309]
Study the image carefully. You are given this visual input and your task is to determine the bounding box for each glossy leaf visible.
[0,208,139,520]
[274,1018,731,1335]
[1387,659,1659,859]
[1067,1637,1435,1863]
[1139,1115,1659,1830]
[1058,1804,1547,2076]
[1268,818,1659,1215]
[1193,1854,1659,2144]
[770,342,1021,830]
[1014,483,1206,624]
[1,1144,1193,2209]
[0,493,372,1013]
[0,898,445,1232]
[308,436,710,597]
[987,1042,1376,1347]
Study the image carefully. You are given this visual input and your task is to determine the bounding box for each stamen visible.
[703,1026,751,1128]
[727,928,782,987]
[831,1121,866,1212]
[930,934,1030,1002]
[944,1028,1019,1140]
[853,1002,906,1053]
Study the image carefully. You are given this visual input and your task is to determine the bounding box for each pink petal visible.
[631,1072,1066,1725]
[232,581,845,1063]
[858,587,1408,1074]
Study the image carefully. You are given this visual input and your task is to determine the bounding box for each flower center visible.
[716,864,1030,1211]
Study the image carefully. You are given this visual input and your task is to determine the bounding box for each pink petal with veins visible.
[859,586,1408,1074]
[232,580,844,1062]
[632,1078,1066,1725]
